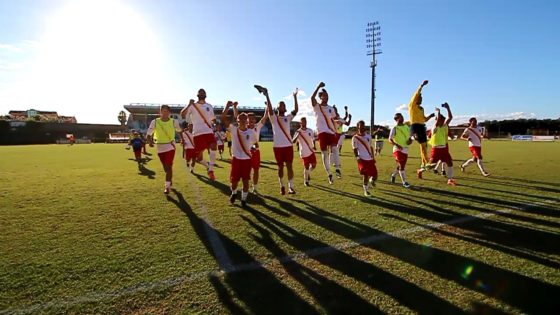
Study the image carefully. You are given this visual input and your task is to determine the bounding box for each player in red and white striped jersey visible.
[255,85,299,195]
[352,120,378,197]
[311,82,341,184]
[233,105,269,195]
[460,117,490,176]
[292,117,317,187]
[221,101,258,207]
[180,89,218,180]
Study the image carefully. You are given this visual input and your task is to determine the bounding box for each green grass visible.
[1,140,559,314]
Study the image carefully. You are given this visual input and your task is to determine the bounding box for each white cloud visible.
[251,96,264,102]
[395,104,407,111]
[452,112,537,125]
[283,88,307,100]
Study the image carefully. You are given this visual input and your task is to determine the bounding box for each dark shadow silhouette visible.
[458,175,560,194]
[137,163,155,179]
[242,204,467,314]
[166,189,318,314]
[241,215,382,314]
[256,193,560,314]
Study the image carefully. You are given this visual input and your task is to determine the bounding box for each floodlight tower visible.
[366,21,382,131]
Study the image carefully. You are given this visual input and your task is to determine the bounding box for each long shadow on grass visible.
[411,180,560,219]
[339,183,560,268]
[385,188,560,267]
[137,162,155,179]
[165,189,318,314]
[242,204,465,314]
[241,214,382,314]
[273,188,560,313]
[458,175,560,194]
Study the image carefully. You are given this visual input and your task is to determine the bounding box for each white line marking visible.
[186,165,234,272]
[2,200,554,314]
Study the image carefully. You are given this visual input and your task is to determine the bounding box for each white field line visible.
[1,200,554,314]
[186,170,235,272]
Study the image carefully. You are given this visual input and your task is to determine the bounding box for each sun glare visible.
[27,0,170,122]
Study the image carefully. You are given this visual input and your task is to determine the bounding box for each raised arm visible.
[342,106,349,120]
[263,91,274,117]
[425,112,436,122]
[180,99,195,118]
[344,114,352,126]
[291,88,299,116]
[442,103,453,125]
[311,82,325,107]
[409,80,428,108]
[259,107,269,125]
[233,101,239,118]
[220,101,233,128]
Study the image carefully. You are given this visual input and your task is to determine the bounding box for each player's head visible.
[134,131,140,138]
[394,113,404,124]
[277,101,286,115]
[357,120,366,133]
[469,117,477,127]
[160,104,171,119]
[436,113,446,126]
[247,112,256,127]
[300,117,307,129]
[237,112,248,128]
[318,89,329,103]
[187,123,193,132]
[197,89,206,101]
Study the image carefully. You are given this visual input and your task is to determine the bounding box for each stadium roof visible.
[124,103,266,115]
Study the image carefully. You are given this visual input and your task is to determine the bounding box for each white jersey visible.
[251,122,264,150]
[313,104,336,135]
[229,125,257,160]
[183,102,215,136]
[182,130,195,149]
[389,126,409,154]
[146,119,182,153]
[462,127,483,147]
[352,133,373,161]
[294,128,315,158]
[269,112,294,148]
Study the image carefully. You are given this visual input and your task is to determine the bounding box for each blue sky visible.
[0,0,558,127]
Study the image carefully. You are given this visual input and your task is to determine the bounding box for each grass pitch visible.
[1,140,559,314]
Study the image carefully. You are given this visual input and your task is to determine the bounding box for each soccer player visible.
[214,126,225,160]
[256,85,299,195]
[234,105,269,194]
[417,103,457,186]
[221,101,258,207]
[352,120,377,196]
[372,127,385,156]
[311,82,341,184]
[333,105,352,154]
[180,89,218,180]
[146,104,182,194]
[182,123,197,173]
[388,113,412,188]
[408,80,436,170]
[293,117,317,187]
[128,131,145,164]
[460,117,490,176]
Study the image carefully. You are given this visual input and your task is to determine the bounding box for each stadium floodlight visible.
[366,21,382,132]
